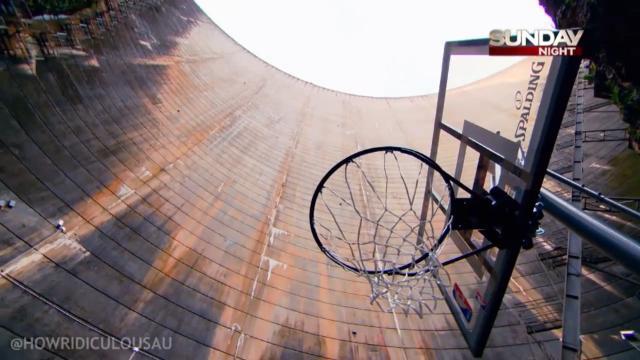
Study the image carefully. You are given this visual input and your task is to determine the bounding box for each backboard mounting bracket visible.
[451,187,542,250]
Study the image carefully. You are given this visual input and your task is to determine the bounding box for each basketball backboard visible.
[423,38,580,356]
[308,37,580,358]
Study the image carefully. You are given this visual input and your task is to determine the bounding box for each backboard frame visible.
[426,38,580,357]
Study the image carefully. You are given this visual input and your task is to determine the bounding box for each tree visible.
[25,0,96,16]
[539,0,640,149]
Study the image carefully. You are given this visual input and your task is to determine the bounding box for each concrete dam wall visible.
[0,1,638,358]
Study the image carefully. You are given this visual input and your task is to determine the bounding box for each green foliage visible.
[26,0,96,16]
[540,0,640,146]
[583,63,596,83]
[607,78,640,140]
[630,127,640,142]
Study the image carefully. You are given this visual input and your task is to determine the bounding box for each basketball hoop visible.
[309,147,456,316]
[309,146,543,317]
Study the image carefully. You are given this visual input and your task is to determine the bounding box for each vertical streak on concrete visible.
[234,94,308,357]
[561,61,586,359]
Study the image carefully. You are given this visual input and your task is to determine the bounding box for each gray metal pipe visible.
[540,188,640,276]
[546,169,640,221]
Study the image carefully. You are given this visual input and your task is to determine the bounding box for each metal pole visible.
[561,61,586,359]
[468,246,521,356]
[540,188,640,276]
[416,41,451,246]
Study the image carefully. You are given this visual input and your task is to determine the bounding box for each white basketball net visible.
[314,150,453,317]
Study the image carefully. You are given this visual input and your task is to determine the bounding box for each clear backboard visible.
[309,37,580,359]
[425,38,580,356]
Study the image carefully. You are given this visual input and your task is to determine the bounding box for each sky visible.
[194,0,555,97]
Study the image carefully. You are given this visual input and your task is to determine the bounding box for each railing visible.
[543,170,640,276]
[546,169,640,221]
[583,195,640,213]
[540,188,640,276]
[582,128,629,143]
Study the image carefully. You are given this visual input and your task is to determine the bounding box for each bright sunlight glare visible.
[194,0,554,97]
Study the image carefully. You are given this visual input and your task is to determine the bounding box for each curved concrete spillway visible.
[0,1,638,359]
